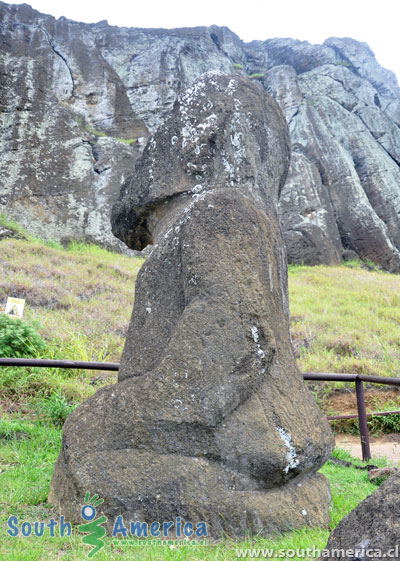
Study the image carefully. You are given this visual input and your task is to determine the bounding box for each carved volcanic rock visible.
[50,74,334,537]
[1,2,400,268]
[265,50,400,270]
[0,2,149,250]
[323,472,400,560]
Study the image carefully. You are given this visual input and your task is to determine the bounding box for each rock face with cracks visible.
[2,2,400,268]
[50,73,334,537]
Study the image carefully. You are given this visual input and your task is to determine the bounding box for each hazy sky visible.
[9,0,400,82]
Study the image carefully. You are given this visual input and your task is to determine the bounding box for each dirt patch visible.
[0,399,31,416]
[325,387,400,416]
[335,433,400,465]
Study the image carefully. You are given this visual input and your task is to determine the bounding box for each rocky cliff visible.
[1,2,400,267]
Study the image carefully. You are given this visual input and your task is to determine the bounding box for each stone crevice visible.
[1,2,400,266]
[38,24,76,98]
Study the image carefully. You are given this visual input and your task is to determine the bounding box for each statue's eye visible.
[81,504,96,520]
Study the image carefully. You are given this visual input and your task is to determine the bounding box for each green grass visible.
[1,234,399,558]
[0,236,144,414]
[73,115,137,144]
[84,123,108,137]
[116,137,137,145]
[0,238,143,363]
[85,125,138,144]
[1,236,399,409]
[0,213,27,238]
[0,408,386,560]
[288,262,400,379]
[233,63,244,69]
[248,73,265,79]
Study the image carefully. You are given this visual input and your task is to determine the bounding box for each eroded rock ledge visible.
[1,2,400,267]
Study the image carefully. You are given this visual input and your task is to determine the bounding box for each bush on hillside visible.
[0,314,46,357]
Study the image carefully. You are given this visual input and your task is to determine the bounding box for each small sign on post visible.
[4,297,25,319]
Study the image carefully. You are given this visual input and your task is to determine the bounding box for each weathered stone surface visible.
[324,473,400,560]
[1,3,400,268]
[50,73,334,537]
[368,467,398,483]
[266,57,400,270]
[0,1,148,251]
[0,225,24,240]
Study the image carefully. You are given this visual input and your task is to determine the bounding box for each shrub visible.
[0,315,46,357]
[36,391,77,426]
[368,413,400,434]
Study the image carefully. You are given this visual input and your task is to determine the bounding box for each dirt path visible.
[335,433,400,465]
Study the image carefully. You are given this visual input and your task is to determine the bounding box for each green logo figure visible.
[78,492,107,558]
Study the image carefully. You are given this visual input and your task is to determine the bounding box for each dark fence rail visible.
[1,359,400,461]
[327,410,400,420]
[304,372,400,387]
[304,372,400,461]
[0,357,119,370]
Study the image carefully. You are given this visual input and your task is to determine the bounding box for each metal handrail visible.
[303,371,400,386]
[2,358,400,461]
[0,357,119,370]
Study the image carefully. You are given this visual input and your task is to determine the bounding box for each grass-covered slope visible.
[0,238,143,410]
[0,236,399,559]
[1,237,400,420]
[290,262,400,378]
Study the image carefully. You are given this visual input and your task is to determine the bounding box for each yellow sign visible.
[5,297,25,319]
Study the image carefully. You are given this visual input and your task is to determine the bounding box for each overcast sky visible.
[8,0,400,82]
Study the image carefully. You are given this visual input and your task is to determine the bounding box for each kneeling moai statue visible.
[50,72,334,538]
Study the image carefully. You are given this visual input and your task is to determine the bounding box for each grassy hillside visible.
[0,235,399,559]
[1,236,400,417]
[0,238,143,409]
[290,262,400,378]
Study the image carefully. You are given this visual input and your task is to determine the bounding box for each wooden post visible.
[355,378,371,461]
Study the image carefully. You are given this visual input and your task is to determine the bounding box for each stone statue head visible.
[111,71,290,250]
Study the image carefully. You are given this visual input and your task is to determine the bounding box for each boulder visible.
[323,473,400,560]
[368,467,398,484]
[49,73,334,538]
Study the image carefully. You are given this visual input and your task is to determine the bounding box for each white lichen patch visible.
[226,79,238,95]
[181,113,217,150]
[250,324,266,361]
[276,426,300,474]
[222,154,235,176]
[268,263,274,293]
[230,130,245,164]
[251,325,259,343]
[69,144,93,180]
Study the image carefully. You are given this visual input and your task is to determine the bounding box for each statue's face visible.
[111,72,290,250]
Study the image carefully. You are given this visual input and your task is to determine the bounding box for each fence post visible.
[355,378,371,461]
